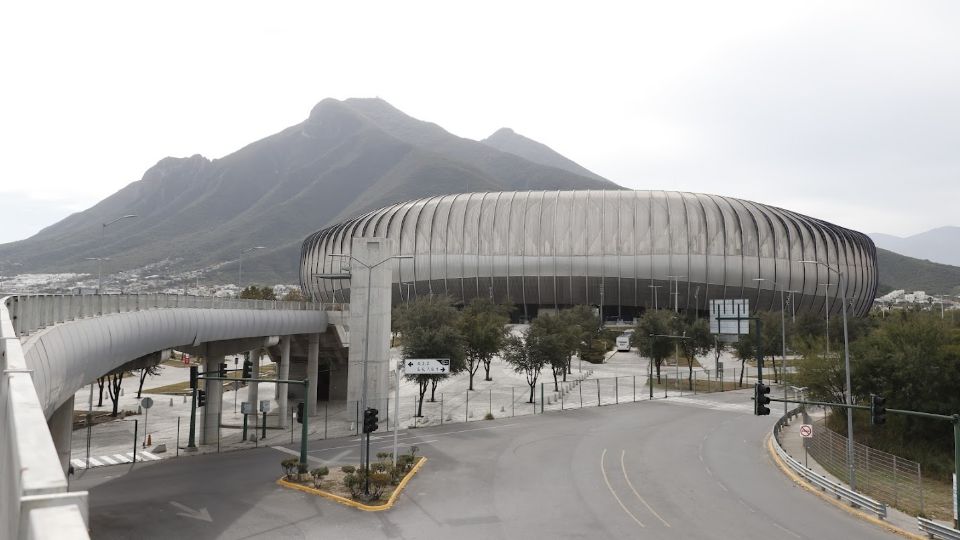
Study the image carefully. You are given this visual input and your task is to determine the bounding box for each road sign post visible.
[141,397,154,447]
[404,358,450,374]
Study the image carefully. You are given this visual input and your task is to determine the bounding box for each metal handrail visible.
[918,517,960,540]
[773,407,888,519]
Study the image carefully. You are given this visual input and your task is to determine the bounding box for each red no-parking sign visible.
[799,424,814,438]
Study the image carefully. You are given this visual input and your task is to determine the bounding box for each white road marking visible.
[717,482,729,492]
[169,501,212,522]
[772,522,802,539]
[738,499,756,513]
[309,423,521,453]
[99,456,117,465]
[620,450,671,527]
[600,449,645,528]
[141,451,160,460]
[113,454,132,463]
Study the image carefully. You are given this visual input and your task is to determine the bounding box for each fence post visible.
[176,417,180,457]
[694,371,697,395]
[633,375,636,402]
[466,390,469,422]
[324,402,328,439]
[441,393,444,425]
[892,455,898,507]
[560,384,564,410]
[133,419,138,463]
[489,388,492,416]
[917,464,924,516]
[596,378,601,406]
[579,380,583,408]
[540,383,544,414]
[511,387,515,417]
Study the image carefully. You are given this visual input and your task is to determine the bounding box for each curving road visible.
[75,390,898,539]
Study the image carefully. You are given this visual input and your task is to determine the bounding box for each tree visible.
[106,370,125,417]
[559,305,600,377]
[136,364,163,398]
[96,376,106,407]
[634,310,676,383]
[240,285,276,300]
[675,316,713,390]
[282,288,305,302]
[502,329,547,403]
[395,296,466,417]
[731,325,755,387]
[530,313,574,392]
[459,298,510,389]
[794,337,846,404]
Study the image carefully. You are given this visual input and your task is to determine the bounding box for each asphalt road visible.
[74,390,899,539]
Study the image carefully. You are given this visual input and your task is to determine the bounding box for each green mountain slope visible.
[877,247,960,295]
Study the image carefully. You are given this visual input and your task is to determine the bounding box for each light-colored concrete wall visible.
[201,354,223,445]
[346,237,394,409]
[47,396,74,475]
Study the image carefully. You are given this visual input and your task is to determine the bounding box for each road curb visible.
[765,435,923,540]
[276,456,427,512]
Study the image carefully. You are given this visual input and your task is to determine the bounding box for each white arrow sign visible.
[170,501,212,522]
[404,358,451,374]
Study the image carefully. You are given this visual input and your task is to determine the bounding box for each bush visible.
[310,466,329,489]
[281,458,299,479]
[376,451,392,463]
[343,472,362,498]
[341,465,356,474]
[371,461,388,473]
[409,445,420,458]
[484,412,495,420]
[369,472,391,499]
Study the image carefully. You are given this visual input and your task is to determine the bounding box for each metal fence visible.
[805,408,926,516]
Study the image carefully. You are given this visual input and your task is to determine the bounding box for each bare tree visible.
[136,364,163,398]
[106,371,125,417]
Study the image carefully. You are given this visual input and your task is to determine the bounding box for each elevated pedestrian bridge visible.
[1,293,334,540]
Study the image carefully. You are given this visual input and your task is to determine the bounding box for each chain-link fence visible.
[804,409,926,516]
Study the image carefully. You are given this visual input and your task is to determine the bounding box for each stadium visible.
[301,190,877,319]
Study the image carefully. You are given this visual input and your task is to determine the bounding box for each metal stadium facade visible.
[300,190,878,319]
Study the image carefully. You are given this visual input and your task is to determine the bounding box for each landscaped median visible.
[276,447,427,511]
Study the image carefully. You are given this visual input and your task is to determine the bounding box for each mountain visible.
[0,98,619,285]
[870,226,960,267]
[876,247,960,295]
[481,128,605,181]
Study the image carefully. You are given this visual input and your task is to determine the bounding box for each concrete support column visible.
[246,348,260,440]
[48,395,74,474]
[307,333,320,416]
[278,336,291,428]
[201,354,223,445]
[347,237,394,408]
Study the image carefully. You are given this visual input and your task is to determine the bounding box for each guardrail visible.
[919,517,960,540]
[8,293,325,337]
[773,407,888,520]
[1,298,90,539]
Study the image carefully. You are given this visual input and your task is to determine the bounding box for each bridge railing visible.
[1,298,90,540]
[8,293,325,337]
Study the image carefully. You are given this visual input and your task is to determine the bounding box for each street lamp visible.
[666,274,686,313]
[818,282,836,354]
[97,214,138,292]
[238,246,265,290]
[754,278,788,416]
[647,284,662,310]
[328,251,412,494]
[801,259,856,490]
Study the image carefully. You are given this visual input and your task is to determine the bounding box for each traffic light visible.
[242,359,252,379]
[189,365,198,389]
[870,394,887,426]
[218,362,227,378]
[754,383,771,416]
[363,407,379,434]
[296,402,305,424]
[197,389,207,408]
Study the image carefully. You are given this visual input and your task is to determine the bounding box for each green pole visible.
[540,383,544,413]
[300,379,309,468]
[242,414,247,440]
[187,388,197,448]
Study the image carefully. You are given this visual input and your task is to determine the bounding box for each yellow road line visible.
[277,456,427,512]
[600,448,645,528]
[620,450,671,527]
[766,436,924,540]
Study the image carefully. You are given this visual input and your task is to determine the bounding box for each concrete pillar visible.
[307,333,320,416]
[201,354,223,444]
[48,395,74,474]
[278,336,291,428]
[347,237,394,408]
[246,348,259,439]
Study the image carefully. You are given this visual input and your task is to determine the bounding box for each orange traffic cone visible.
[146,434,152,447]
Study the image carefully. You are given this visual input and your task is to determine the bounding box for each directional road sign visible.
[799,424,814,438]
[404,358,451,374]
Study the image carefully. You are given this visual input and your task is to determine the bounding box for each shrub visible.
[341,465,356,474]
[409,445,420,458]
[484,412,495,420]
[376,451,392,463]
[371,461,388,473]
[369,472,391,499]
[310,467,329,489]
[281,458,299,479]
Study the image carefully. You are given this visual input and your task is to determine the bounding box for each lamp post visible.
[97,214,138,292]
[328,251,412,494]
[801,259,855,489]
[818,282,836,354]
[648,284,661,310]
[238,246,265,290]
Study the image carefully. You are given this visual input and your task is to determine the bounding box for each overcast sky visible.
[1,1,958,244]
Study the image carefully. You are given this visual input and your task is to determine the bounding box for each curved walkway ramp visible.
[1,294,328,540]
